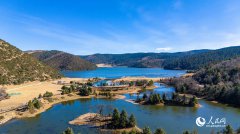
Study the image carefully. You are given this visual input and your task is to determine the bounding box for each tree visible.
[32,98,41,109]
[43,91,53,98]
[162,93,167,102]
[148,80,154,86]
[143,93,148,100]
[27,100,35,113]
[38,94,42,99]
[62,127,74,134]
[236,126,240,134]
[112,108,120,128]
[142,126,152,134]
[128,114,136,127]
[182,130,190,134]
[223,125,234,134]
[154,128,166,134]
[119,110,128,128]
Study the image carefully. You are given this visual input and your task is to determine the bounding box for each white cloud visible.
[155,47,172,52]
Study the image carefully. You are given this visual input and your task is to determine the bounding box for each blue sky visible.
[0,0,240,55]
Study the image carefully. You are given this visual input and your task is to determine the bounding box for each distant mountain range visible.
[81,46,240,70]
[81,49,209,68]
[29,50,97,71]
[0,39,61,85]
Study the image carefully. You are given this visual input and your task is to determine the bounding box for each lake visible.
[0,67,240,134]
[61,67,186,78]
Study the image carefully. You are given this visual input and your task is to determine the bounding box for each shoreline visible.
[0,75,197,126]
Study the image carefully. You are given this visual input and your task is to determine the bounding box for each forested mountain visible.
[164,57,240,107]
[163,46,240,70]
[82,46,240,70]
[0,39,61,85]
[81,50,209,68]
[30,50,97,71]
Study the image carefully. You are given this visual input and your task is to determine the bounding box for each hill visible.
[164,57,240,107]
[81,50,209,68]
[30,50,97,71]
[0,39,61,85]
[162,46,240,70]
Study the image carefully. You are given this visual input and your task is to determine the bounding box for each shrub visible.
[43,91,53,98]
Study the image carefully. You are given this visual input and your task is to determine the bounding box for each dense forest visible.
[30,50,97,71]
[82,46,240,70]
[162,57,240,107]
[0,39,61,85]
[163,46,240,70]
[81,50,209,68]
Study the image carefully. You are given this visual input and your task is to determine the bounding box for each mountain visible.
[162,46,240,70]
[0,39,61,85]
[82,46,240,70]
[81,50,209,68]
[30,50,97,71]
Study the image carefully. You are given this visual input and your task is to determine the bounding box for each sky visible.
[0,0,240,55]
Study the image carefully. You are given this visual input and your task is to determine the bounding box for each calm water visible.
[0,68,240,134]
[61,67,186,78]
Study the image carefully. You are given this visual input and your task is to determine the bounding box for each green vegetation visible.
[163,46,240,70]
[30,50,97,71]
[154,128,166,134]
[98,92,113,99]
[78,85,92,96]
[136,92,198,107]
[82,46,240,70]
[0,39,61,85]
[61,85,78,95]
[27,98,42,113]
[142,127,152,134]
[62,127,74,134]
[109,108,137,129]
[81,50,209,68]
[163,57,240,107]
[43,91,53,98]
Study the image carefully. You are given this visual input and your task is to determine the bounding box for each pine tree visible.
[128,114,136,127]
[62,127,74,134]
[223,125,234,134]
[119,110,128,128]
[154,128,166,134]
[142,126,152,134]
[112,108,120,128]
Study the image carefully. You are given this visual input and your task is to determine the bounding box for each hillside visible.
[0,39,61,85]
[30,50,97,71]
[164,57,240,107]
[82,46,240,70]
[81,50,209,68]
[162,46,240,70]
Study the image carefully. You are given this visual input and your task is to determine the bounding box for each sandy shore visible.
[0,78,88,111]
[69,113,101,125]
[113,77,167,82]
[96,64,113,67]
[0,76,162,125]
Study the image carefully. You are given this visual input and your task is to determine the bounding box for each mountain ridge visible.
[29,50,97,71]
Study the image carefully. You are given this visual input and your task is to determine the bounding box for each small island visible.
[134,92,200,107]
[69,108,141,133]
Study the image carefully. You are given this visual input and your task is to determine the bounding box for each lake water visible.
[0,67,240,134]
[61,67,186,78]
